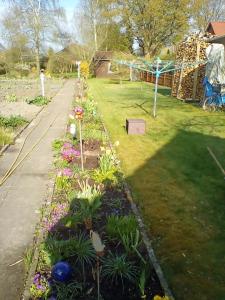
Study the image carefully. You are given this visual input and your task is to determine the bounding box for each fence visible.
[140,71,173,88]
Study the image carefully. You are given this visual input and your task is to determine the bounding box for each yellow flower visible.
[153,296,170,300]
[106,149,111,155]
[114,141,120,147]
[100,146,105,152]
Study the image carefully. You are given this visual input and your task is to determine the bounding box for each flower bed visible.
[28,82,169,300]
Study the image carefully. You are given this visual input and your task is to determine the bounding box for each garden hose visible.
[0,113,59,187]
[0,116,44,183]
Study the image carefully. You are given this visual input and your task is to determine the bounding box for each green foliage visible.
[52,139,64,154]
[0,127,13,146]
[53,282,83,300]
[77,180,102,201]
[0,115,28,129]
[55,175,71,193]
[92,151,119,184]
[138,268,147,298]
[73,233,95,267]
[76,180,103,220]
[5,93,17,102]
[102,253,138,286]
[82,99,98,118]
[83,128,106,142]
[39,234,95,268]
[26,95,50,106]
[119,229,141,255]
[30,275,50,299]
[24,247,34,272]
[106,215,138,240]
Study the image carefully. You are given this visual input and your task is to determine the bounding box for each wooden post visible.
[192,42,201,100]
[177,54,185,99]
[79,120,84,171]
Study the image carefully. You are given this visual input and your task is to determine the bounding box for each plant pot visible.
[84,218,92,230]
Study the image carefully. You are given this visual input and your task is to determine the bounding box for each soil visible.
[0,78,65,120]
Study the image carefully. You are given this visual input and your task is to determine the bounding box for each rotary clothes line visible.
[115,57,208,118]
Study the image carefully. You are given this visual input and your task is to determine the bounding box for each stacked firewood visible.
[171,34,210,101]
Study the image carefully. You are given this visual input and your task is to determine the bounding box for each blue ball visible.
[52,261,72,282]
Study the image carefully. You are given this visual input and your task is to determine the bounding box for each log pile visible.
[171,34,210,101]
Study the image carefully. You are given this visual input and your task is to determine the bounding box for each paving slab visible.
[0,80,76,300]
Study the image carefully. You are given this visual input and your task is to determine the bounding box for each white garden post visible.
[40,69,45,97]
[153,57,161,118]
[76,61,81,79]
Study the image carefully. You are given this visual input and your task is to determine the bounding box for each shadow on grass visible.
[126,129,225,300]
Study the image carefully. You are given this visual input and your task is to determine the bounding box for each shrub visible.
[26,95,50,106]
[53,282,83,300]
[80,61,89,79]
[106,215,138,240]
[0,115,28,129]
[76,180,103,229]
[92,150,119,184]
[102,253,138,286]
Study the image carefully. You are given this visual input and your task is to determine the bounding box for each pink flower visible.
[62,168,73,177]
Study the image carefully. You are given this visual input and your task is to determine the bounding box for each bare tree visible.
[191,0,225,32]
[2,0,65,73]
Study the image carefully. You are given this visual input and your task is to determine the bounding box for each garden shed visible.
[93,51,113,77]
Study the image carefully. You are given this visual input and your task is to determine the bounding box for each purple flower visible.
[62,168,73,177]
[42,203,69,232]
[61,147,80,162]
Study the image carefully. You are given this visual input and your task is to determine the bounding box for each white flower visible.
[69,114,75,119]
[114,141,120,147]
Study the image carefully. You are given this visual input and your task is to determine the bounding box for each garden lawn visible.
[88,78,225,300]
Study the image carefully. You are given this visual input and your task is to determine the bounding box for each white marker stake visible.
[40,71,45,97]
[76,61,81,79]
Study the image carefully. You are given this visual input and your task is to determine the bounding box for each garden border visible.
[102,122,175,300]
[21,80,175,299]
[22,176,56,300]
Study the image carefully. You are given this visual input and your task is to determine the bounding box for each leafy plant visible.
[0,115,28,129]
[26,95,50,106]
[119,229,141,255]
[53,282,83,300]
[106,215,138,240]
[139,268,147,299]
[5,93,17,102]
[55,174,71,193]
[76,180,102,229]
[30,273,50,299]
[102,253,138,287]
[24,247,34,272]
[77,180,102,201]
[92,151,119,184]
[0,127,13,146]
[52,139,64,154]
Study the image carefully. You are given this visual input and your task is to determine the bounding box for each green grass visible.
[88,78,225,300]
[0,127,13,147]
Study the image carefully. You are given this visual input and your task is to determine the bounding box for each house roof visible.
[206,22,225,36]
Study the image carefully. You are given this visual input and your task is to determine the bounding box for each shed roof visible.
[206,22,225,36]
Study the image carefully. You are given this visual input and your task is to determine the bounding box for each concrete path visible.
[0,80,75,299]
